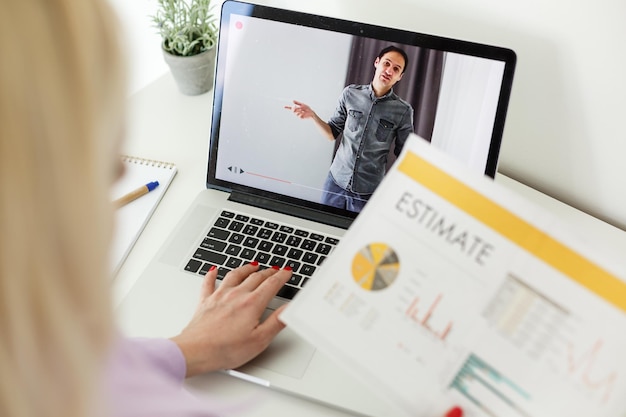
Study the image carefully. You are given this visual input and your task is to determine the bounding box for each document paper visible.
[281,134,626,417]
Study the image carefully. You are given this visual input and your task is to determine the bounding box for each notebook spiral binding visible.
[120,155,176,169]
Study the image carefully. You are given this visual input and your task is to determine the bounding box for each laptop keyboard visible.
[184,210,340,300]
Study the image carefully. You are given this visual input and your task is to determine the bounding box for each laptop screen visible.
[208,0,516,226]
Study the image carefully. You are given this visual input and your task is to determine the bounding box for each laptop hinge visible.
[228,191,353,230]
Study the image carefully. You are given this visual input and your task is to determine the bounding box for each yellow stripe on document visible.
[398,151,626,313]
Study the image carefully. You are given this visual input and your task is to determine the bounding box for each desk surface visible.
[113,73,626,417]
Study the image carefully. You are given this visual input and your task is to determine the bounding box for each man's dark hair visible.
[377,46,409,74]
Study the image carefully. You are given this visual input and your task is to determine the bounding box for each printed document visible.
[280,134,626,417]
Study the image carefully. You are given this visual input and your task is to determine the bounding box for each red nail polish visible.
[445,406,463,417]
[271,265,280,270]
[284,266,292,271]
[250,261,259,266]
[209,265,216,271]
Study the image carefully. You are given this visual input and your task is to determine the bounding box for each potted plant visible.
[152,0,218,95]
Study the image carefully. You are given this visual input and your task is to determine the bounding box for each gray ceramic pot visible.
[163,47,216,95]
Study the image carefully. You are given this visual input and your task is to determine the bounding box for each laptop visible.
[117,1,516,415]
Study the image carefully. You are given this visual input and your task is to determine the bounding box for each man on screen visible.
[286,45,414,212]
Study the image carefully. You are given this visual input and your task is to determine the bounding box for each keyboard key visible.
[228,221,244,232]
[264,221,279,230]
[300,264,316,276]
[214,217,230,228]
[258,241,273,252]
[271,231,287,243]
[286,235,302,247]
[185,259,202,273]
[279,225,294,233]
[286,247,303,260]
[228,233,244,244]
[294,229,309,237]
[208,227,229,240]
[250,218,264,226]
[288,275,302,286]
[200,238,227,252]
[276,284,299,300]
[199,262,212,275]
[221,211,235,218]
[235,214,250,222]
[242,224,259,235]
[255,252,271,264]
[240,248,256,260]
[325,236,340,245]
[225,257,243,268]
[243,236,259,248]
[225,244,242,256]
[285,260,301,272]
[309,233,324,241]
[302,252,318,264]
[315,243,332,255]
[269,256,286,267]
[317,255,326,266]
[193,248,227,264]
[272,244,288,256]
[301,239,316,251]
[257,228,273,239]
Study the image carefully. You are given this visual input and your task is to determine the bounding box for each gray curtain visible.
[340,38,445,168]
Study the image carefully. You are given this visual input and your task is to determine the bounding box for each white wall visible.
[108,0,626,231]
[106,0,171,94]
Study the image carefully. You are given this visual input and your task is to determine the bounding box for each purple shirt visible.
[104,337,218,417]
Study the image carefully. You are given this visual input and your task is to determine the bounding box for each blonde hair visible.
[0,1,125,417]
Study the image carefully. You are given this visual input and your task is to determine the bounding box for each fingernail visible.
[284,266,292,271]
[250,261,259,266]
[445,406,463,417]
[209,265,217,271]
[271,265,280,270]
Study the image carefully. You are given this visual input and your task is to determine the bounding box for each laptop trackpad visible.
[236,313,315,379]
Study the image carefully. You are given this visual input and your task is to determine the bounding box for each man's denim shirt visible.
[327,84,413,194]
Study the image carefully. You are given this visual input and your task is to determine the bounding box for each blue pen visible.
[114,181,160,208]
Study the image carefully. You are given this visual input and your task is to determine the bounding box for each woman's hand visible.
[171,261,464,417]
[170,262,292,377]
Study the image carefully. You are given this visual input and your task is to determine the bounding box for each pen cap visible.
[146,181,159,191]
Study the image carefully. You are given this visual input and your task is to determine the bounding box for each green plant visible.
[152,0,218,57]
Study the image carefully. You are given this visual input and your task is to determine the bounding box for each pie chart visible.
[351,242,399,291]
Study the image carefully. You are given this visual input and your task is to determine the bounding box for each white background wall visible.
[107,0,626,231]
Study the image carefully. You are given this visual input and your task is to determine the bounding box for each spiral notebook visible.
[110,155,177,274]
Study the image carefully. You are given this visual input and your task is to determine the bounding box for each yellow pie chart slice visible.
[352,243,399,291]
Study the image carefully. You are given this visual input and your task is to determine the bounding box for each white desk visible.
[113,73,626,417]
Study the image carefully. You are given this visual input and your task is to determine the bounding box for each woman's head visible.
[0,1,125,416]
